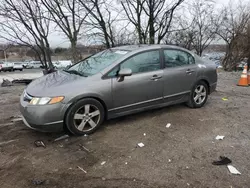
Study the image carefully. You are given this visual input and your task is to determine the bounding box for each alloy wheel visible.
[193,85,207,105]
[73,104,101,132]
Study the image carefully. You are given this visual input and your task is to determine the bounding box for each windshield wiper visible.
[64,70,88,77]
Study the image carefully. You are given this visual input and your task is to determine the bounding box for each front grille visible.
[23,91,33,102]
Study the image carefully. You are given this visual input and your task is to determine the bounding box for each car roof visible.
[111,44,188,52]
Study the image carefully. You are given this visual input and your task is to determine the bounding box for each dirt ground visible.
[0,71,250,188]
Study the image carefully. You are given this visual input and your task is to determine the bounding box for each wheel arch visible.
[199,79,210,94]
[195,76,211,94]
[65,95,108,120]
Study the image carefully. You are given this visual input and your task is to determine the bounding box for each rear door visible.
[110,50,164,113]
[162,49,198,102]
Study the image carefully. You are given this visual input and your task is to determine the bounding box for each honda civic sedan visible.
[20,45,217,135]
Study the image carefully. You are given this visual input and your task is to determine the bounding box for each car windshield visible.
[66,49,128,76]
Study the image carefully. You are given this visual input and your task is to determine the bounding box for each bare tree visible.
[244,23,250,70]
[187,0,219,56]
[163,15,195,50]
[42,0,90,63]
[216,1,250,71]
[121,0,147,44]
[121,0,185,44]
[0,43,12,61]
[80,0,118,48]
[0,0,54,70]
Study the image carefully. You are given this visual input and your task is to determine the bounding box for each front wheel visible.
[186,81,208,108]
[65,98,105,135]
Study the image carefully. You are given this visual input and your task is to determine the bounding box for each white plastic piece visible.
[227,165,241,175]
[216,135,225,140]
[166,123,171,128]
[137,143,145,148]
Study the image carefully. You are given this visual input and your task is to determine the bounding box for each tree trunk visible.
[44,40,53,70]
[247,53,250,71]
[71,40,78,64]
[149,16,154,44]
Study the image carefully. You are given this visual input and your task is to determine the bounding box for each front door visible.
[111,50,164,113]
[162,49,198,102]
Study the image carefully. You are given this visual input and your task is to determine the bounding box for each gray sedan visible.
[20,45,217,135]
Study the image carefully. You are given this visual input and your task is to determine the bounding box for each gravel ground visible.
[0,71,250,188]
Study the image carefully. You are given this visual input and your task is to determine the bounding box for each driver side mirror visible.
[117,68,132,82]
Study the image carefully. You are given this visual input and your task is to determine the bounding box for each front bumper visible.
[20,92,69,132]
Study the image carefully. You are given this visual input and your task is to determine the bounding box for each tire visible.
[186,81,208,108]
[65,98,105,135]
[20,69,23,71]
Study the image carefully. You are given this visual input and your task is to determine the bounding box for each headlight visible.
[30,96,64,105]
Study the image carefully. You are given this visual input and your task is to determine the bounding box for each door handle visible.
[151,75,162,80]
[186,69,194,74]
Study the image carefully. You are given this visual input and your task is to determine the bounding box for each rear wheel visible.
[186,81,208,108]
[65,98,105,135]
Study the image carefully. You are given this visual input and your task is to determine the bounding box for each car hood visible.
[26,70,84,97]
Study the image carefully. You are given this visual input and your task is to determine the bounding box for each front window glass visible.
[67,49,128,77]
[120,50,160,74]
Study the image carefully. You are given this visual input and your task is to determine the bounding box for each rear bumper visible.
[1,67,13,71]
[14,67,23,70]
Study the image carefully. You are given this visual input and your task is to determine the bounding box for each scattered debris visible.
[212,156,232,165]
[166,123,171,128]
[187,183,190,186]
[222,97,228,101]
[77,166,87,173]
[101,161,106,165]
[125,162,128,165]
[79,144,90,152]
[1,79,13,87]
[227,165,241,175]
[12,79,33,85]
[0,122,14,127]
[143,133,146,136]
[102,177,106,181]
[11,117,23,122]
[84,134,88,137]
[215,135,225,140]
[32,179,45,185]
[0,139,18,146]
[54,134,69,142]
[168,159,172,163]
[137,143,145,148]
[34,140,46,148]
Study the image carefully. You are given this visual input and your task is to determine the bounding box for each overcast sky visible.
[0,0,240,48]
[48,0,241,48]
